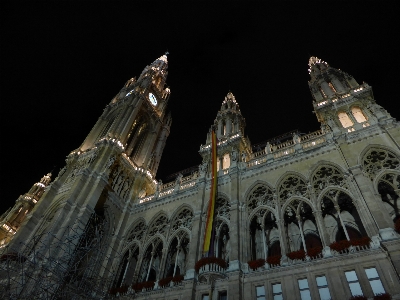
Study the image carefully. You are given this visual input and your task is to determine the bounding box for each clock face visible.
[149,93,157,106]
[125,89,134,97]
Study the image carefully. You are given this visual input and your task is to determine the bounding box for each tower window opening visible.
[338,112,354,128]
[221,120,226,136]
[320,88,327,98]
[351,106,367,123]
[223,153,230,169]
[328,82,337,93]
[98,117,115,139]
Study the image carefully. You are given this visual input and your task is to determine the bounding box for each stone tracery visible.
[215,197,231,220]
[247,185,274,213]
[278,175,308,204]
[146,214,169,239]
[125,220,146,245]
[171,208,193,232]
[311,165,348,196]
[362,148,400,180]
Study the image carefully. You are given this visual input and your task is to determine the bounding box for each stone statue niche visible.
[216,224,230,263]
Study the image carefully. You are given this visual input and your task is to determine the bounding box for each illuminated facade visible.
[1,56,400,300]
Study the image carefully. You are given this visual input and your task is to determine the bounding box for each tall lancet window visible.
[221,120,226,136]
[223,153,230,169]
[351,106,367,123]
[130,123,148,160]
[98,117,115,139]
[338,112,354,128]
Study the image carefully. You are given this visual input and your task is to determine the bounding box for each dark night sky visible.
[1,3,399,214]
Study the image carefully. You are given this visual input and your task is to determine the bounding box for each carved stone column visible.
[313,210,328,247]
[276,217,288,264]
[335,205,350,241]
[158,247,168,280]
[185,211,201,279]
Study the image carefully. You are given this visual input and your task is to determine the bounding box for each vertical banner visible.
[203,130,217,256]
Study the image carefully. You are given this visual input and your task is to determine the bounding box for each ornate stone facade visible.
[1,56,400,300]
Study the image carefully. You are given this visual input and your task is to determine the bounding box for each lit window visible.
[320,88,327,98]
[365,268,385,295]
[316,276,331,300]
[338,112,354,128]
[298,278,311,300]
[202,294,209,300]
[256,286,266,300]
[351,107,367,123]
[345,270,363,297]
[223,153,230,169]
[218,291,227,300]
[272,283,283,300]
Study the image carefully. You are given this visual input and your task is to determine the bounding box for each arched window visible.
[321,190,367,242]
[222,153,230,169]
[114,247,139,287]
[138,241,163,283]
[129,123,148,160]
[222,120,226,136]
[247,185,274,210]
[98,117,115,139]
[338,112,353,128]
[311,165,348,197]
[351,106,367,123]
[164,233,189,278]
[278,175,308,205]
[362,148,400,180]
[125,114,150,160]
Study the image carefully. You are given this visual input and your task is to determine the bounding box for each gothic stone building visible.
[1,55,400,300]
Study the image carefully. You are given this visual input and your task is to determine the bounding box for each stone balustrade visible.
[247,129,326,168]
[138,173,198,204]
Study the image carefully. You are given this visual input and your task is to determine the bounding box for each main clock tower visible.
[6,54,172,259]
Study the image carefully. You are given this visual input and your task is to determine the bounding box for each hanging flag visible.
[203,130,217,256]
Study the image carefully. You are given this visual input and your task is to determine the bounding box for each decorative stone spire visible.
[308,56,359,103]
[214,91,244,139]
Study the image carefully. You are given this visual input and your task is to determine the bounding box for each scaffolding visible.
[0,212,122,300]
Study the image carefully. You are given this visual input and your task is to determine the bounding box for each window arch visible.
[321,189,367,243]
[311,165,348,197]
[278,175,308,205]
[138,239,163,283]
[284,200,322,254]
[164,231,190,278]
[247,184,274,214]
[113,246,139,288]
[351,106,367,123]
[170,208,193,233]
[125,114,150,160]
[125,220,146,246]
[146,214,168,240]
[98,116,116,139]
[249,209,280,261]
[338,111,353,128]
[362,147,400,180]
